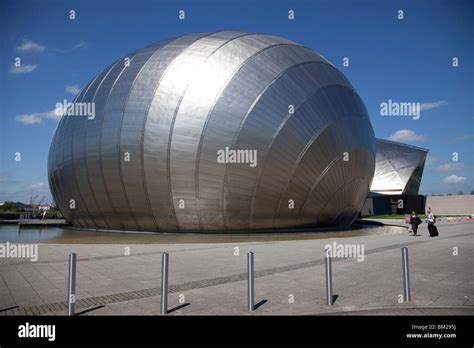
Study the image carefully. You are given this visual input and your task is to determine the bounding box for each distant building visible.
[371,139,427,195]
[361,139,428,216]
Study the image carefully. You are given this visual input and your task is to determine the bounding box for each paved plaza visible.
[0,220,472,315]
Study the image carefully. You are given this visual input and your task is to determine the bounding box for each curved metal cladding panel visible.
[371,139,428,195]
[48,31,376,232]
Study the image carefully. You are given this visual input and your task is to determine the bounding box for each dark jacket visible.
[410,215,422,225]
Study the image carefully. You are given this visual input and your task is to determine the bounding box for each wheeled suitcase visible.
[428,224,439,237]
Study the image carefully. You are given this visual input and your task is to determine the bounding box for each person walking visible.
[426,208,438,237]
[409,210,422,236]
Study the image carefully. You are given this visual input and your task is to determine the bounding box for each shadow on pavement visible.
[168,303,190,314]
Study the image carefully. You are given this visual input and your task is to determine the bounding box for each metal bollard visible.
[325,248,333,305]
[67,253,77,316]
[402,247,411,302]
[247,252,254,311]
[160,252,169,315]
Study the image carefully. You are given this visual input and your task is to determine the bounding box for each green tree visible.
[0,202,19,212]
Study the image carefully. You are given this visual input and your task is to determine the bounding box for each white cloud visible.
[9,64,38,74]
[16,39,45,53]
[420,100,446,111]
[436,163,464,172]
[28,182,48,190]
[425,155,437,166]
[15,114,42,125]
[44,109,62,121]
[15,38,87,55]
[52,41,88,53]
[15,108,62,125]
[65,85,81,95]
[442,174,467,185]
[71,41,88,50]
[388,129,426,142]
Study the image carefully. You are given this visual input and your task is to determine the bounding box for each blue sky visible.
[0,0,472,204]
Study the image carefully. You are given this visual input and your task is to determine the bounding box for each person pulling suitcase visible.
[426,208,439,237]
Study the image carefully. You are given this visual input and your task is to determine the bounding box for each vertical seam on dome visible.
[324,178,367,227]
[250,80,354,228]
[115,41,175,230]
[49,92,81,224]
[55,84,91,226]
[248,65,347,229]
[59,87,93,225]
[293,118,374,226]
[140,31,219,231]
[69,73,104,227]
[220,60,319,230]
[296,150,372,226]
[194,42,303,231]
[127,38,182,230]
[48,110,65,219]
[119,35,202,228]
[166,31,255,230]
[81,62,120,229]
[98,55,142,229]
[270,91,368,228]
[134,34,205,230]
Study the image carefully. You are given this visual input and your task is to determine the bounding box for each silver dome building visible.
[48,31,376,232]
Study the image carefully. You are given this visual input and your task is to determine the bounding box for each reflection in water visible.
[3,225,64,242]
[0,223,401,245]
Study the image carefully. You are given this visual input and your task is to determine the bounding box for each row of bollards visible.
[66,247,412,315]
